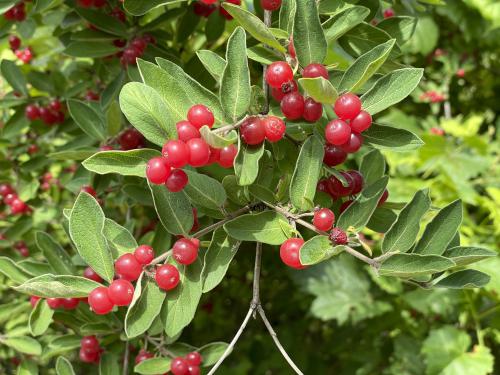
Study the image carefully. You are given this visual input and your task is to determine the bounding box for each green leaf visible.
[123,0,180,15]
[15,274,102,298]
[199,342,229,367]
[221,4,285,52]
[101,71,125,109]
[299,235,345,265]
[298,77,338,104]
[413,200,462,255]
[67,99,106,141]
[224,211,293,245]
[377,16,417,45]
[183,170,227,211]
[220,27,251,122]
[55,357,75,375]
[99,353,120,375]
[134,357,172,375]
[83,149,161,178]
[1,60,28,96]
[382,189,431,253]
[290,135,324,211]
[279,0,295,34]
[293,0,327,66]
[323,6,370,42]
[35,231,75,275]
[359,149,385,185]
[362,123,424,151]
[162,259,203,337]
[196,50,226,82]
[75,7,127,36]
[360,68,424,115]
[366,207,396,233]
[49,148,97,161]
[69,192,114,282]
[434,270,490,289]
[148,182,194,236]
[119,82,176,146]
[440,345,494,375]
[103,218,138,257]
[379,253,455,278]
[0,336,42,356]
[247,46,282,65]
[234,139,265,186]
[0,256,30,283]
[339,22,399,58]
[338,39,395,93]
[29,299,54,336]
[16,360,38,375]
[64,42,121,58]
[125,276,165,338]
[337,176,389,231]
[202,229,241,293]
[199,126,238,148]
[442,246,497,267]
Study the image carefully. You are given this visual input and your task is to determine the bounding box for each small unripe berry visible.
[313,208,335,231]
[187,104,214,129]
[302,63,329,80]
[155,264,180,291]
[329,227,348,245]
[134,245,155,265]
[265,61,294,88]
[165,169,189,192]
[281,92,305,120]
[88,287,114,315]
[114,253,142,281]
[262,116,286,142]
[280,238,305,269]
[334,93,361,121]
[325,119,351,145]
[240,117,266,145]
[108,279,134,306]
[173,238,199,265]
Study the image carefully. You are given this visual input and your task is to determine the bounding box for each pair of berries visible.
[79,336,103,364]
[15,47,33,63]
[240,116,286,145]
[25,100,65,125]
[119,35,155,65]
[31,296,81,310]
[4,2,25,21]
[171,352,203,375]
[0,184,29,215]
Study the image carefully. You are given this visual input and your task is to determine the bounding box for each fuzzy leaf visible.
[83,149,161,178]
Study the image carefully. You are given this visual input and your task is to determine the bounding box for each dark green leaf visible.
[64,41,121,58]
[103,218,138,257]
[67,99,106,141]
[434,270,490,289]
[76,8,127,36]
[379,253,455,278]
[99,353,120,375]
[377,16,417,45]
[184,170,227,211]
[1,60,28,96]
[323,6,370,42]
[234,139,265,186]
[293,0,327,66]
[199,342,229,367]
[29,299,54,336]
[363,123,424,151]
[442,247,497,267]
[0,336,41,356]
[55,357,75,375]
[35,231,75,275]
[123,0,178,16]
[360,149,385,185]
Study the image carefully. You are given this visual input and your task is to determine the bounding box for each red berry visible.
[4,193,17,205]
[218,144,238,168]
[325,119,351,145]
[323,144,347,167]
[279,238,305,269]
[260,0,281,11]
[329,227,348,244]
[201,0,217,3]
[316,179,329,193]
[0,184,14,197]
[456,68,465,78]
[240,117,266,145]
[81,336,100,354]
[172,238,199,265]
[302,64,329,80]
[134,245,155,265]
[281,92,305,120]
[8,35,21,51]
[350,110,372,133]
[81,185,97,197]
[171,357,189,375]
[271,80,298,102]
[49,99,62,112]
[39,107,57,125]
[121,48,138,65]
[262,116,286,142]
[303,98,323,122]
[313,208,335,231]
[114,253,143,281]
[207,146,221,165]
[135,350,154,364]
[130,37,147,54]
[162,140,190,168]
[346,170,364,195]
[30,296,40,308]
[119,129,144,150]
[378,189,389,206]
[113,38,127,48]
[84,267,102,282]
[79,348,100,363]
[188,366,200,375]
[288,37,296,59]
[191,208,199,233]
[61,298,80,310]
[334,93,361,121]
[327,172,354,197]
[265,61,294,89]
[186,138,211,167]
[10,198,27,214]
[47,298,62,309]
[186,352,202,366]
[176,121,201,142]
[165,169,189,192]
[155,264,180,291]
[88,287,114,315]
[18,246,29,257]
[339,133,363,153]
[219,0,241,19]
[146,157,171,185]
[383,8,395,18]
[78,0,93,7]
[108,279,134,306]
[187,104,214,129]
[339,200,353,214]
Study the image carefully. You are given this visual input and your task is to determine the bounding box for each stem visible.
[122,341,129,375]
[466,290,484,346]
[251,242,262,308]
[213,115,249,136]
[478,303,500,320]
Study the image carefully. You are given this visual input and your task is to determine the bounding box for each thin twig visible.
[122,340,129,375]
[251,242,263,318]
[213,115,249,135]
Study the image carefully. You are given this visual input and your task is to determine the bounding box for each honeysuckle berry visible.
[61,298,80,310]
[49,99,62,112]
[378,189,389,206]
[334,93,362,121]
[186,352,202,366]
[146,157,171,185]
[271,80,298,102]
[191,207,200,233]
[261,0,281,11]
[262,116,286,142]
[30,296,40,308]
[173,238,199,265]
[8,35,21,51]
[316,179,329,193]
[281,92,305,120]
[84,266,102,282]
[339,200,353,214]
[79,348,100,363]
[135,349,154,364]
[115,253,142,281]
[340,133,363,153]
[10,198,27,214]
[303,98,323,122]
[84,90,100,101]
[165,169,189,192]
[4,193,17,205]
[207,146,221,165]
[218,144,238,168]
[162,140,190,168]
[350,110,372,133]
[171,357,189,375]
[77,0,93,7]
[430,127,445,136]
[81,336,100,354]
[188,366,201,375]
[0,184,14,197]
[81,185,97,197]
[265,61,294,88]
[313,208,335,231]
[108,279,134,306]
[47,298,62,309]
[323,144,347,167]
[134,245,155,265]
[325,119,351,145]
[302,63,329,80]
[187,138,211,167]
[280,238,305,269]
[176,120,201,142]
[219,0,241,20]
[155,264,180,291]
[18,246,29,257]
[88,286,114,315]
[327,172,354,198]
[383,8,395,18]
[39,107,58,125]
[456,68,465,78]
[187,104,215,129]
[193,1,216,17]
[329,227,348,245]
[201,0,217,4]
[119,128,144,150]
[347,170,364,195]
[240,117,266,145]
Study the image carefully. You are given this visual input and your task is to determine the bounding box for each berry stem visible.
[122,340,129,375]
[212,115,249,135]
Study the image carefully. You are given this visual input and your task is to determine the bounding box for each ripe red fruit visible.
[77,0,93,7]
[176,121,201,142]
[16,48,32,63]
[162,140,190,168]
[135,349,154,364]
[313,208,335,231]
[121,48,138,65]
[18,246,29,257]
[201,0,217,4]
[187,104,214,129]
[219,0,241,19]
[79,348,100,363]
[303,98,323,122]
[271,80,298,102]
[323,144,347,167]
[325,119,351,145]
[350,110,372,133]
[347,170,364,195]
[49,99,62,112]
[339,200,353,214]
[188,366,200,375]
[114,253,143,281]
[134,245,155,265]
[281,92,305,120]
[261,0,281,11]
[10,198,27,214]
[262,116,286,142]
[330,227,348,245]
[47,298,62,309]
[218,144,238,168]
[186,352,202,366]
[81,185,97,197]
[4,193,17,205]
[191,207,199,233]
[240,117,266,145]
[8,35,21,51]
[61,298,80,310]
[456,68,465,78]
[302,64,329,80]
[146,157,171,185]
[130,37,147,54]
[25,104,39,121]
[155,264,180,291]
[119,129,144,150]
[165,169,189,192]
[279,238,305,269]
[173,238,199,265]
[327,172,354,197]
[207,146,221,165]
[108,279,134,306]
[81,336,100,354]
[265,61,294,88]
[186,138,211,167]
[39,107,58,125]
[317,179,329,193]
[383,8,395,18]
[0,184,14,197]
[334,93,362,121]
[84,266,102,282]
[30,296,40,308]
[378,189,389,206]
[171,357,189,375]
[88,287,114,315]
[339,133,363,153]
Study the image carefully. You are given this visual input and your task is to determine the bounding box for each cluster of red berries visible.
[4,2,26,21]
[266,61,326,123]
[239,116,286,145]
[30,295,81,310]
[25,99,65,125]
[8,35,33,63]
[194,0,241,20]
[15,241,29,257]
[79,336,103,364]
[118,35,155,65]
[0,184,29,215]
[419,91,445,103]
[170,352,203,375]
